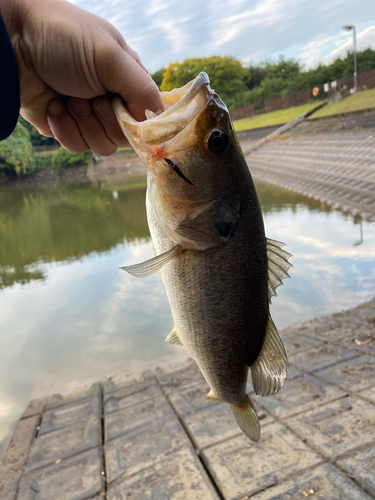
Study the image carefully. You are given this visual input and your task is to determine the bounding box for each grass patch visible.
[309,87,375,118]
[233,101,324,132]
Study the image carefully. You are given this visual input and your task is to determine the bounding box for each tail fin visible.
[230,395,260,442]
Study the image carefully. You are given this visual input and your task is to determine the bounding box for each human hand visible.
[1,0,162,155]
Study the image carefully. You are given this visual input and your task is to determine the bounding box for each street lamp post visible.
[343,25,358,93]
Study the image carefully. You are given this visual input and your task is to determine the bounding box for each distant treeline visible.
[152,48,375,110]
[2,47,374,176]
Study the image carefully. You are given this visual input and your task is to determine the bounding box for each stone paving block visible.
[310,323,358,343]
[289,344,359,372]
[0,416,40,498]
[166,379,210,416]
[342,329,375,355]
[103,369,156,396]
[285,366,304,380]
[183,401,272,450]
[316,354,375,393]
[280,320,319,340]
[107,448,219,500]
[22,396,49,419]
[27,416,101,471]
[287,396,375,460]
[105,418,190,484]
[105,383,163,414]
[18,448,104,500]
[282,335,321,356]
[0,466,23,500]
[338,447,375,498]
[201,422,322,500]
[46,382,101,411]
[39,397,101,436]
[250,463,372,500]
[1,415,39,472]
[105,396,175,442]
[358,385,375,404]
[153,356,204,388]
[254,373,347,419]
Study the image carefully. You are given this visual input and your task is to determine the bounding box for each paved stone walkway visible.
[1,297,375,499]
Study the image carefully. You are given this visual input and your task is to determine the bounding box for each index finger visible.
[99,45,163,122]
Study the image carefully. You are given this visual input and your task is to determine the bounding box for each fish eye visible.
[206,129,228,155]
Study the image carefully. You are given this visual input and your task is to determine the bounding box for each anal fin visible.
[165,325,183,346]
[230,395,260,442]
[250,315,289,397]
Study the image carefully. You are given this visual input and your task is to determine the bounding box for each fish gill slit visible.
[164,158,194,185]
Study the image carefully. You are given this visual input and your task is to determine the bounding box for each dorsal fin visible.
[267,238,293,303]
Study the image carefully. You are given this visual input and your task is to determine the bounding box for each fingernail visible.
[71,98,91,118]
[47,100,64,117]
[155,107,163,116]
[94,98,116,123]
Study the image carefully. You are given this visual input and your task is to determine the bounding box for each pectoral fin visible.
[267,238,293,303]
[119,245,182,278]
[250,315,289,397]
[165,325,183,345]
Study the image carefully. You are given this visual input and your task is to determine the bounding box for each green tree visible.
[0,122,35,175]
[19,116,55,148]
[160,56,247,103]
[151,67,166,89]
[51,147,92,168]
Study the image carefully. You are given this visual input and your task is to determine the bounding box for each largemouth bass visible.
[113,72,292,441]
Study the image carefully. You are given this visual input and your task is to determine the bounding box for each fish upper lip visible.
[155,72,212,122]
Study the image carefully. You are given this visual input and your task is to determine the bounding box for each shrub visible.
[0,122,35,175]
[52,147,92,168]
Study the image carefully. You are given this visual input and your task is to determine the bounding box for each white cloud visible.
[300,25,375,69]
[65,0,375,72]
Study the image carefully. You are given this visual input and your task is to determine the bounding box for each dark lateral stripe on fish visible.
[164,158,193,185]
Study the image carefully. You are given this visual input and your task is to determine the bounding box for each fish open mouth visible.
[112,72,218,149]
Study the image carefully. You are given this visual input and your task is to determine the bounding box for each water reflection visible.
[0,178,374,460]
[257,184,375,328]
[0,178,149,289]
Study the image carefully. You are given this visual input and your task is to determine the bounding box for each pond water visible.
[0,177,375,459]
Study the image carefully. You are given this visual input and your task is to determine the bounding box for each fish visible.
[113,72,292,442]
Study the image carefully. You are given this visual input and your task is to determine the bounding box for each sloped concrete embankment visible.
[244,109,375,221]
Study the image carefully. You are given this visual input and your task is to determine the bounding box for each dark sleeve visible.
[0,12,20,141]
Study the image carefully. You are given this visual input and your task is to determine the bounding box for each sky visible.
[68,0,375,73]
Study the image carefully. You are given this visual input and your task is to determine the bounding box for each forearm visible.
[0,6,21,140]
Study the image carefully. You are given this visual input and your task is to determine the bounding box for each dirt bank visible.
[0,154,147,190]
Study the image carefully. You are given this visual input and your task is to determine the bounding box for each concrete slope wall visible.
[245,112,375,221]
